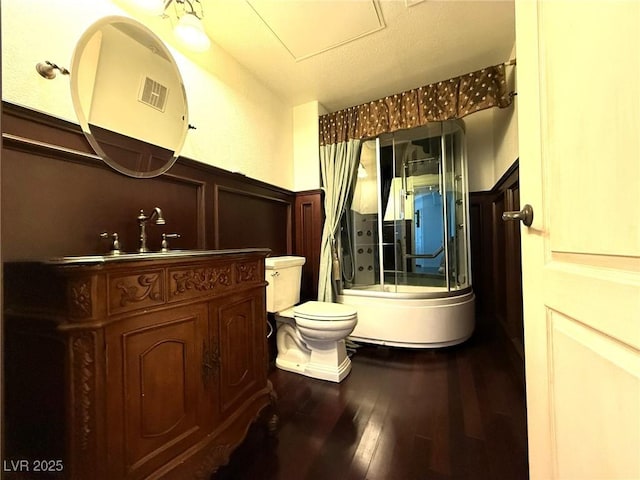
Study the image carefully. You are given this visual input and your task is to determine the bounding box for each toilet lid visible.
[293,301,357,321]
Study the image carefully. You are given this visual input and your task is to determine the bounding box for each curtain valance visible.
[319,63,513,146]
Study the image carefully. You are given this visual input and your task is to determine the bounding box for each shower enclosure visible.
[337,121,475,348]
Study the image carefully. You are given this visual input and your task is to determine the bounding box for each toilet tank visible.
[265,256,306,313]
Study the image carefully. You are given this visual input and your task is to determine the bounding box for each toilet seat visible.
[293,301,357,321]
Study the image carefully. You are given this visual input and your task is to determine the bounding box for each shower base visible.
[337,286,475,348]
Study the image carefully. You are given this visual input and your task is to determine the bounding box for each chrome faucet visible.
[137,207,165,253]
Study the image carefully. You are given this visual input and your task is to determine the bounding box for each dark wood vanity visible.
[4,249,275,479]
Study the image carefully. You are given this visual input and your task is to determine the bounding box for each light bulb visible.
[174,13,211,52]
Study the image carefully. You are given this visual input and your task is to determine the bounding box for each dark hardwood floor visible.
[214,320,529,480]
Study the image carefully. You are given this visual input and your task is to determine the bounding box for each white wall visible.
[465,43,519,192]
[493,44,519,182]
[293,101,326,191]
[465,108,497,192]
[1,0,294,189]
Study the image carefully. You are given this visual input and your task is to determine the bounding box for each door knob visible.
[502,204,534,227]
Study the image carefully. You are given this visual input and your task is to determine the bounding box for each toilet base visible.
[308,353,352,382]
[276,340,351,383]
[274,308,357,383]
[276,352,352,383]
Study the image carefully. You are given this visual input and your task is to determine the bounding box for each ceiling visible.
[198,0,516,112]
[124,0,515,113]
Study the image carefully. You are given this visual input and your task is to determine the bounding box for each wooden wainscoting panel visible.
[294,189,324,302]
[1,142,204,260]
[491,193,507,327]
[1,101,294,262]
[2,102,96,157]
[469,161,524,384]
[214,185,292,256]
[468,192,493,319]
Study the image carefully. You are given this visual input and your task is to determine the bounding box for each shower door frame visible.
[345,121,471,295]
[374,136,385,288]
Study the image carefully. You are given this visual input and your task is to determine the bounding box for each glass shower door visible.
[341,120,470,294]
[392,124,448,289]
[345,138,381,291]
[439,123,470,291]
[448,124,470,289]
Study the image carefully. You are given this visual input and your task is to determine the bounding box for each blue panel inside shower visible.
[414,191,454,273]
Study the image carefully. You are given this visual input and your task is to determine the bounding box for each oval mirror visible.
[70,16,189,178]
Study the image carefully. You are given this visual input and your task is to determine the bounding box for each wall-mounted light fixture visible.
[132,0,211,52]
[36,61,70,79]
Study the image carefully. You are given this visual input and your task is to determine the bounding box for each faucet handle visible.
[100,232,121,255]
[161,233,181,253]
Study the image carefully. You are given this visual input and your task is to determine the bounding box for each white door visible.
[515,1,640,479]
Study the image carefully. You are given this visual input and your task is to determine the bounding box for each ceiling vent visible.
[139,76,168,112]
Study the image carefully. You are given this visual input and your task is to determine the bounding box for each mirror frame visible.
[70,16,189,178]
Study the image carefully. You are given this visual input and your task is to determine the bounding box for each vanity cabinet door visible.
[105,303,210,479]
[209,288,267,421]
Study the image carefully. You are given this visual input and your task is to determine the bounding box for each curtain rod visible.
[504,58,517,67]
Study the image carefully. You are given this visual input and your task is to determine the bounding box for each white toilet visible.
[265,256,357,383]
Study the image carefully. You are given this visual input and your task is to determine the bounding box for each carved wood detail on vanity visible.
[71,331,96,452]
[117,273,163,305]
[110,270,165,313]
[194,444,233,480]
[69,278,93,318]
[4,249,274,480]
[236,261,260,283]
[172,265,232,295]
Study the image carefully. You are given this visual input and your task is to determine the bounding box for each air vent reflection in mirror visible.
[139,76,168,111]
